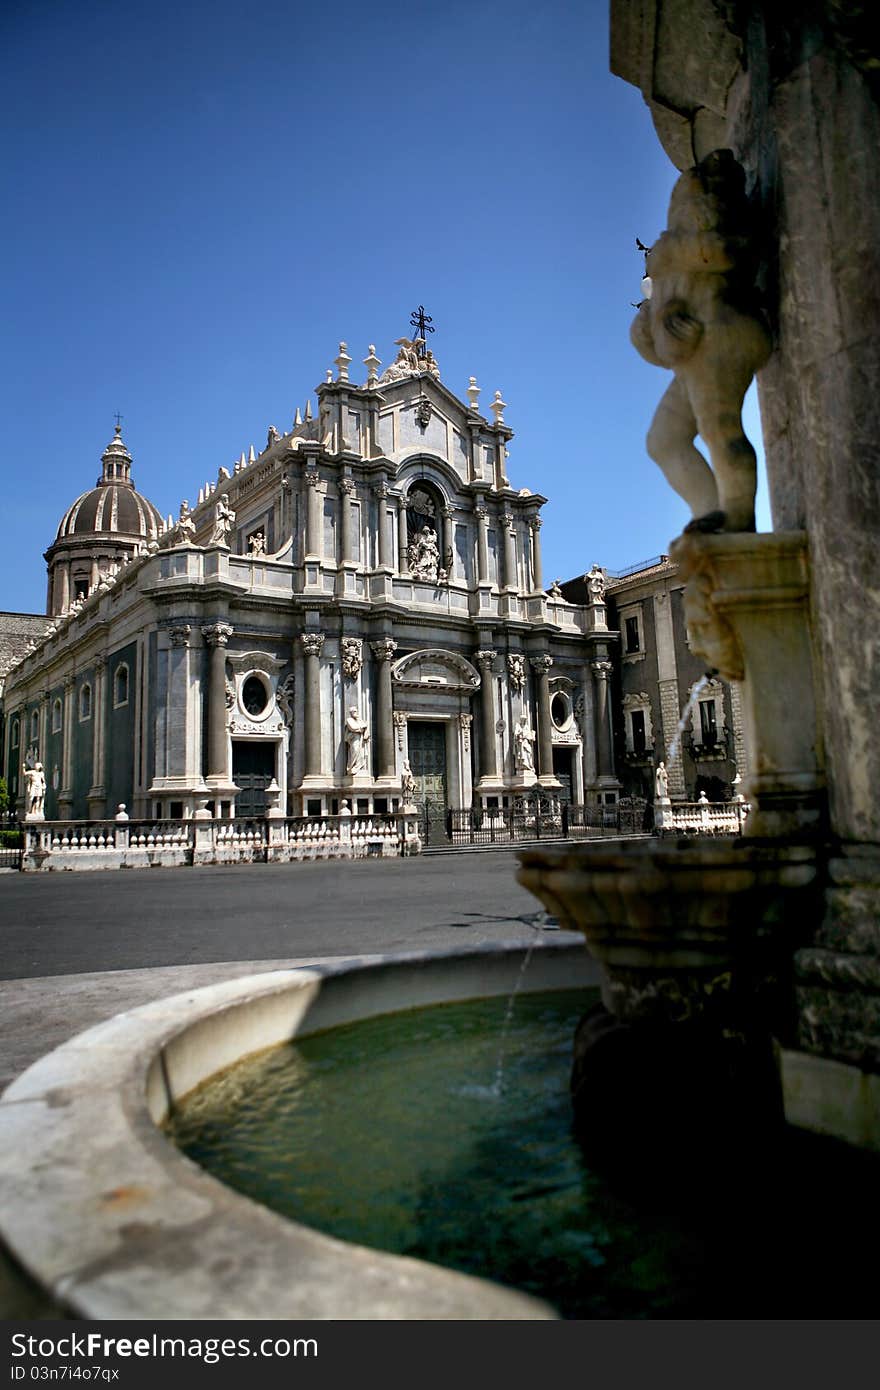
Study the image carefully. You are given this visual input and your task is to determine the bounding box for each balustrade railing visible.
[21,809,419,871]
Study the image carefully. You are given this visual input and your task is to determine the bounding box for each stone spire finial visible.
[248,444,256,464]
[335,342,352,382]
[467,376,480,412]
[294,406,302,426]
[305,399,313,420]
[364,344,381,386]
[491,391,507,426]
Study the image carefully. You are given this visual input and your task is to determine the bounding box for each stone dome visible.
[54,426,163,542]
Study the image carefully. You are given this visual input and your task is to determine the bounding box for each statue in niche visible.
[24,763,46,818]
[507,653,526,693]
[630,149,771,533]
[248,531,265,556]
[345,705,370,775]
[211,495,236,547]
[401,758,416,805]
[655,761,670,801]
[514,715,537,773]
[407,525,441,581]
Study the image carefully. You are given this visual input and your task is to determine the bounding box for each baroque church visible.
[1,331,622,826]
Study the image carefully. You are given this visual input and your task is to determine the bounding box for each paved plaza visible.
[0,852,576,1090]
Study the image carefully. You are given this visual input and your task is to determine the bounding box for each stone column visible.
[87,655,106,818]
[528,516,544,592]
[501,512,517,591]
[58,563,70,614]
[397,496,410,575]
[591,658,615,780]
[371,638,398,780]
[338,477,355,563]
[304,468,322,559]
[441,506,455,577]
[375,484,393,569]
[475,507,490,584]
[652,590,686,798]
[300,632,325,778]
[476,649,498,780]
[38,690,49,767]
[58,675,76,818]
[202,623,234,786]
[531,655,555,781]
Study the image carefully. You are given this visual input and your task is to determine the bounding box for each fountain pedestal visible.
[669,530,824,839]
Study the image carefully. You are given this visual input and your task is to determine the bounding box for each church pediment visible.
[391,649,481,691]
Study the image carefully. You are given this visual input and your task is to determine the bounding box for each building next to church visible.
[1,332,622,825]
[562,556,749,805]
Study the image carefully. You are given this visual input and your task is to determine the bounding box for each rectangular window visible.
[699,700,718,743]
[306,798,322,816]
[625,616,641,654]
[631,709,646,754]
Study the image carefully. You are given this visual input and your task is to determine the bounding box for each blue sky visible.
[2,0,769,615]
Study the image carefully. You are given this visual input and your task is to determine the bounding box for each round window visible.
[550,691,570,730]
[241,675,269,717]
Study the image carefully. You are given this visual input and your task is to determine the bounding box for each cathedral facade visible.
[1,337,620,824]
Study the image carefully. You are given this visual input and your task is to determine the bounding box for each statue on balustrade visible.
[24,762,46,819]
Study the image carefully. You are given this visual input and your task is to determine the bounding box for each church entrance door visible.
[232,740,276,818]
[408,721,447,844]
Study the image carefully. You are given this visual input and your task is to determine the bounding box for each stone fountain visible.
[521,4,880,1162]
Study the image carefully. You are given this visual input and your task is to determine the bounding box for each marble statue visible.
[248,531,265,556]
[178,501,195,545]
[548,579,564,599]
[514,715,536,773]
[24,762,45,818]
[655,761,669,800]
[211,495,236,547]
[344,705,370,775]
[630,149,771,533]
[407,525,440,581]
[586,564,606,602]
[401,758,416,804]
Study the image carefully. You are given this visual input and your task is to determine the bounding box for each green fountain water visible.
[167,988,878,1319]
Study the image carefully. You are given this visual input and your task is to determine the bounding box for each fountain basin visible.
[0,941,597,1321]
[517,838,818,1024]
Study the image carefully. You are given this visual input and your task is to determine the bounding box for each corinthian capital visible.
[202,622,233,648]
[300,632,325,657]
[371,637,398,662]
[475,648,496,669]
[338,477,356,496]
[530,655,553,676]
[591,658,613,680]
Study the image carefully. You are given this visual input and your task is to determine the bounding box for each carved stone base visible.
[669,530,825,839]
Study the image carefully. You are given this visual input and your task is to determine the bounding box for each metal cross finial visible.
[113,411,124,434]
[409,306,434,358]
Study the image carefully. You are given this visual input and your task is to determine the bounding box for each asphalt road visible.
[0,851,561,980]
